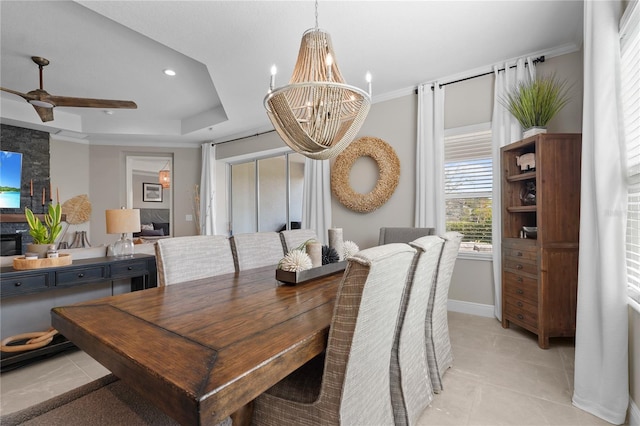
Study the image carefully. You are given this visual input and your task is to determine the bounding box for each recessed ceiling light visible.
[163,69,176,76]
[104,110,114,115]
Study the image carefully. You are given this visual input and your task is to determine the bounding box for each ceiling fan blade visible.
[33,105,54,122]
[0,86,36,103]
[47,95,137,109]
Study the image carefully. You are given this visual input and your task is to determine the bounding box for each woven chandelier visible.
[264,1,371,160]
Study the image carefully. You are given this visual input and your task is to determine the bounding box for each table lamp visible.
[105,207,140,257]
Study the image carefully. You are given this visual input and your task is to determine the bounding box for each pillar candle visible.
[306,242,322,268]
[42,187,45,205]
[49,182,52,202]
[56,187,60,204]
[30,179,33,196]
[328,228,344,261]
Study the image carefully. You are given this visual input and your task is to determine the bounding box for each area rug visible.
[0,373,219,425]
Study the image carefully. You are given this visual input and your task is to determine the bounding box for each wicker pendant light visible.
[158,160,170,189]
[264,1,371,160]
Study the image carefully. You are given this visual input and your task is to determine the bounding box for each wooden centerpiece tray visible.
[13,254,72,270]
[276,261,347,285]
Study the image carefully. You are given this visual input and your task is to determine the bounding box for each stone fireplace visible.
[0,124,51,255]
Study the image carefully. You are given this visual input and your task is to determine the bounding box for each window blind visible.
[444,130,493,198]
[621,0,640,306]
[444,129,493,248]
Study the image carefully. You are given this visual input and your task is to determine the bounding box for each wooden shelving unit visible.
[501,133,582,348]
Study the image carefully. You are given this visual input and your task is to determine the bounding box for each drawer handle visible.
[77,273,85,278]
[14,282,22,287]
[516,251,523,257]
[517,301,523,307]
[517,289,524,295]
[517,277,523,283]
[516,264,523,270]
[128,266,133,270]
[517,314,524,320]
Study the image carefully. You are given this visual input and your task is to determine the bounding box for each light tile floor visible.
[0,312,615,425]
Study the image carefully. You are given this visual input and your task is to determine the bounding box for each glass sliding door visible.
[288,153,305,229]
[229,152,305,235]
[258,156,286,232]
[231,161,256,234]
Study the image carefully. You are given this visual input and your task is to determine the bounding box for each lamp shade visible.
[105,208,141,234]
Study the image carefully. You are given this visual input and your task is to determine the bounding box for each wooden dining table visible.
[51,265,344,425]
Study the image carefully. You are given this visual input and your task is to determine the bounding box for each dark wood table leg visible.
[230,401,254,426]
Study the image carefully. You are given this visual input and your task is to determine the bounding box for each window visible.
[622,1,640,309]
[444,127,493,254]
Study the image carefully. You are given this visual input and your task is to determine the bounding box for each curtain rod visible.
[211,129,276,146]
[415,55,545,93]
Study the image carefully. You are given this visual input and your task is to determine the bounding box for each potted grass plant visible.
[25,203,62,258]
[501,73,571,138]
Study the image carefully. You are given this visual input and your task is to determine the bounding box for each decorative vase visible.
[520,181,537,206]
[26,243,52,259]
[523,127,547,139]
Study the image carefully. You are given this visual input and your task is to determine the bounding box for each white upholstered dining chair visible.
[251,243,417,426]
[425,231,463,392]
[155,235,235,286]
[279,229,318,253]
[229,232,285,271]
[391,235,444,425]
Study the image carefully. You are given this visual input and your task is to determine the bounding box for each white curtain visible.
[490,58,536,320]
[199,143,217,235]
[572,1,629,423]
[415,82,445,232]
[301,158,331,245]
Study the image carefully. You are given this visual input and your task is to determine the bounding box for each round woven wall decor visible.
[331,136,400,213]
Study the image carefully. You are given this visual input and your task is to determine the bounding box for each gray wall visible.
[49,143,201,247]
[329,51,584,314]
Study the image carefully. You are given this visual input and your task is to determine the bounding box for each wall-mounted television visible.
[0,150,23,208]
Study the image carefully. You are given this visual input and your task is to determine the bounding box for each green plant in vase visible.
[25,203,62,248]
[500,73,571,137]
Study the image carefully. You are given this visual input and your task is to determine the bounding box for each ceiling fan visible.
[0,56,137,122]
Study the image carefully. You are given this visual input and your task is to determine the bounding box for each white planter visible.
[523,127,547,138]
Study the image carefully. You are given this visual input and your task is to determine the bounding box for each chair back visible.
[426,231,463,391]
[279,229,318,253]
[320,243,417,425]
[390,235,444,425]
[378,227,435,245]
[229,232,285,271]
[155,236,235,286]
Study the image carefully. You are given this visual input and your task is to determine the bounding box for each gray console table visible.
[0,254,157,370]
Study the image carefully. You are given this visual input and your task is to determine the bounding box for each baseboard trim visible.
[630,398,640,426]
[447,299,495,318]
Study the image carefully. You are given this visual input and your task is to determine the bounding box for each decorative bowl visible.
[522,226,537,239]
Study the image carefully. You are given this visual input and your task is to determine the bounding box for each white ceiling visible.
[0,1,583,148]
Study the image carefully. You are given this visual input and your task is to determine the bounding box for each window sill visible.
[457,251,493,262]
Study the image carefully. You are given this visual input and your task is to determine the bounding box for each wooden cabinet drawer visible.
[1,273,49,296]
[55,266,106,287]
[503,257,538,275]
[502,238,536,251]
[505,298,538,330]
[111,260,148,279]
[503,271,538,304]
[503,245,537,262]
